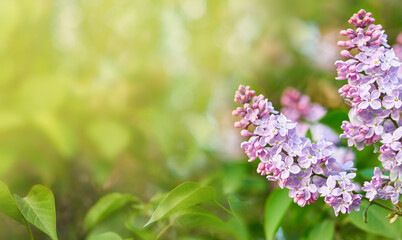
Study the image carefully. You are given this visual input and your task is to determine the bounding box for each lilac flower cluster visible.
[336,10,401,205]
[281,88,327,123]
[233,85,362,216]
[280,88,339,143]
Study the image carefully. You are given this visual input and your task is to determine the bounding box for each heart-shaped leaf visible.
[84,193,138,231]
[0,181,24,224]
[264,188,292,240]
[14,185,58,240]
[144,182,215,227]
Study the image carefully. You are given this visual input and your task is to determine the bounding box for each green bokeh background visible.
[0,0,401,239]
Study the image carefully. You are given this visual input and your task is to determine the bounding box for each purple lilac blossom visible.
[280,88,333,140]
[233,85,361,216]
[336,9,401,206]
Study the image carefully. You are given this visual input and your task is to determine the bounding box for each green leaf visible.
[0,181,24,224]
[14,185,58,240]
[319,110,348,134]
[264,188,292,240]
[86,231,123,240]
[228,195,246,218]
[85,206,133,239]
[84,193,138,231]
[359,168,374,180]
[227,217,250,240]
[228,195,250,240]
[307,220,334,240]
[125,217,156,240]
[349,201,402,239]
[175,206,232,236]
[144,182,216,227]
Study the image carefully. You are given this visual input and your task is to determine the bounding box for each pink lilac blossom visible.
[233,85,361,216]
[336,9,401,205]
[280,88,339,143]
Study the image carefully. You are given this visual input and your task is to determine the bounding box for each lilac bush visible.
[233,9,402,218]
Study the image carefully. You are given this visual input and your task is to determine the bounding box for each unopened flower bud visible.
[234,121,242,128]
[337,41,346,47]
[341,50,353,58]
[358,9,366,18]
[355,28,364,34]
[371,30,381,40]
[241,130,254,137]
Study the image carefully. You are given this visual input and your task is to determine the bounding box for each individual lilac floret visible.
[358,90,381,109]
[381,127,402,145]
[335,172,356,185]
[380,49,400,71]
[274,114,296,136]
[382,89,402,109]
[352,33,371,48]
[319,176,341,197]
[274,155,300,179]
[233,85,361,215]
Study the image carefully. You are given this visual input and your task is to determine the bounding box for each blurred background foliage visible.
[0,0,401,239]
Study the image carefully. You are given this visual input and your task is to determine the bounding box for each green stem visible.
[371,200,399,214]
[315,174,328,179]
[387,117,399,129]
[363,202,373,223]
[214,199,234,216]
[361,198,402,215]
[24,218,34,240]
